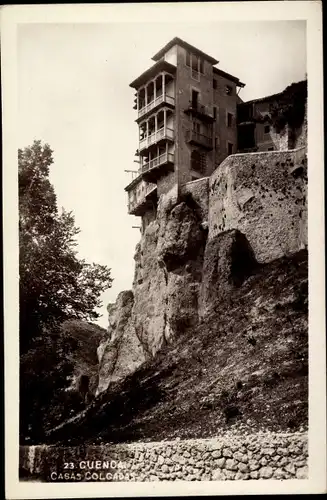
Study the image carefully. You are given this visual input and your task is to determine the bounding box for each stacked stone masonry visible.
[20,432,308,482]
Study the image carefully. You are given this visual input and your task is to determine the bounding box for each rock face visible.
[96,147,307,397]
[97,194,208,395]
[199,229,257,317]
[209,147,307,263]
[96,291,146,395]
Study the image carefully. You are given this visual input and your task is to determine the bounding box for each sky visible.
[17,20,306,328]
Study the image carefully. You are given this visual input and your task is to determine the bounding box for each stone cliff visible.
[95,146,307,399]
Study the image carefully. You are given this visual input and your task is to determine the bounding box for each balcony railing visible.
[185,102,214,122]
[128,180,157,215]
[138,94,175,119]
[139,127,174,151]
[187,130,213,149]
[142,152,174,174]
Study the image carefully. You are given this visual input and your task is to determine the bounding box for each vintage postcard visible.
[2,1,325,498]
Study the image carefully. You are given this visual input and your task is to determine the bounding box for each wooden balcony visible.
[141,152,174,182]
[137,94,175,122]
[186,130,213,150]
[184,103,214,123]
[139,127,174,153]
[127,178,157,216]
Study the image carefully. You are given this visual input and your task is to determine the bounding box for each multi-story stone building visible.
[125,37,245,218]
[125,37,307,223]
[237,80,307,153]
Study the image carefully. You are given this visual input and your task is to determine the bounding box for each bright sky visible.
[18,20,306,328]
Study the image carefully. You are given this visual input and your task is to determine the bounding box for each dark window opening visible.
[228,142,233,155]
[227,113,233,127]
[226,85,233,95]
[268,147,274,151]
[213,79,217,90]
[213,106,217,120]
[264,125,270,134]
[237,123,255,150]
[192,90,199,109]
[192,54,199,72]
[186,51,204,74]
[191,150,206,174]
[192,121,201,134]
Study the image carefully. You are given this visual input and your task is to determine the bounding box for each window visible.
[226,85,233,96]
[213,79,217,90]
[268,147,274,151]
[264,125,270,134]
[191,89,199,109]
[191,54,198,71]
[227,112,233,127]
[215,137,220,149]
[227,142,233,155]
[186,51,204,75]
[213,106,218,120]
[191,150,206,173]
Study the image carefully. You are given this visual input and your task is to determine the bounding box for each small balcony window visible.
[186,51,204,75]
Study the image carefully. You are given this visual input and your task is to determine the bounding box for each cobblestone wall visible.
[20,431,308,482]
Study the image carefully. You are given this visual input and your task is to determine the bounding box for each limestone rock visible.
[199,230,257,317]
[96,291,146,395]
[225,459,238,471]
[212,469,225,481]
[260,467,274,479]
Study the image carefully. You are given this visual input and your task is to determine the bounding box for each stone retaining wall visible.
[20,431,308,482]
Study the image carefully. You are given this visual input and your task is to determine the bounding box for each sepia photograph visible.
[2,2,325,498]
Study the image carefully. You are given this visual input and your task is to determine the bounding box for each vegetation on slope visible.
[47,249,308,445]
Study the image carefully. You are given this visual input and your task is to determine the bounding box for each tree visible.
[19,140,113,353]
[19,140,113,441]
[269,80,307,134]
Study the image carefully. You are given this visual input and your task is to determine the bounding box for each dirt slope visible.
[47,249,308,445]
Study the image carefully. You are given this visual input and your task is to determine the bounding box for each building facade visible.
[237,80,307,153]
[125,37,245,217]
[125,37,307,222]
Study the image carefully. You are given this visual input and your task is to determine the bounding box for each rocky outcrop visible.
[97,196,208,395]
[96,147,307,401]
[96,291,146,395]
[46,247,307,445]
[209,147,307,263]
[199,229,257,317]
